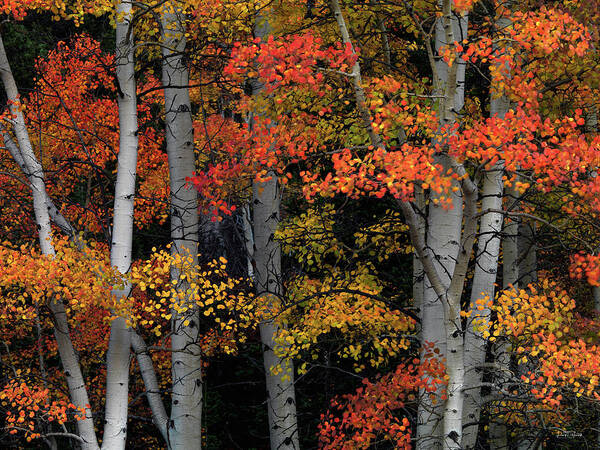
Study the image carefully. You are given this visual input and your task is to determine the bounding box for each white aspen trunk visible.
[461,164,503,449]
[245,202,300,448]
[515,219,535,450]
[252,175,300,450]
[161,4,203,449]
[6,130,170,448]
[102,2,138,447]
[440,163,478,450]
[131,332,169,443]
[413,187,425,342]
[417,2,468,447]
[443,316,465,450]
[462,3,511,439]
[250,14,300,450]
[418,162,462,450]
[327,1,471,447]
[443,296,467,450]
[0,33,100,450]
[487,181,519,450]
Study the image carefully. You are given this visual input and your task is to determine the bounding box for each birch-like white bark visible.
[413,187,425,342]
[252,176,300,450]
[102,2,139,447]
[7,131,170,447]
[327,1,472,447]
[443,179,477,450]
[130,332,169,443]
[487,181,519,450]
[461,164,503,449]
[417,1,468,447]
[418,157,462,450]
[250,14,300,450]
[0,33,100,450]
[462,5,511,442]
[161,3,203,449]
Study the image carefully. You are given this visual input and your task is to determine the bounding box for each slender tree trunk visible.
[461,164,503,449]
[418,157,462,450]
[252,176,300,450]
[249,14,300,450]
[417,2,468,447]
[161,4,203,449]
[443,180,477,450]
[327,0,472,447]
[461,5,511,442]
[131,332,169,443]
[485,179,519,450]
[413,187,425,342]
[244,202,300,448]
[0,32,100,450]
[102,2,139,447]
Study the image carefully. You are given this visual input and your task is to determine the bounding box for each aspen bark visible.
[252,176,300,450]
[102,1,139,447]
[327,1,471,447]
[417,160,462,450]
[461,6,511,442]
[413,187,425,342]
[249,14,300,450]
[443,180,477,450]
[161,3,203,449]
[417,1,468,447]
[0,32,100,450]
[461,164,503,449]
[487,179,519,450]
[131,332,169,443]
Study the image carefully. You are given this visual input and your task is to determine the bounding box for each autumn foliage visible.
[1,0,600,448]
